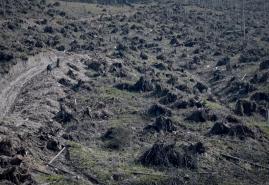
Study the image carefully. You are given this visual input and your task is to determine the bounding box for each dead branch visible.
[220,153,269,170]
[122,170,172,177]
[47,163,75,176]
[31,168,51,175]
[121,170,216,177]
[48,147,66,165]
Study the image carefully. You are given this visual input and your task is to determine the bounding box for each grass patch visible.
[260,124,269,136]
[100,86,137,99]
[109,113,143,127]
[129,175,168,185]
[257,83,269,92]
[98,86,143,113]
[67,142,164,184]
[249,120,269,137]
[77,86,140,108]
[68,142,112,183]
[37,174,89,185]
[220,181,245,185]
[204,100,223,110]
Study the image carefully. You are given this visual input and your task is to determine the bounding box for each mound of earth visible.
[139,143,198,169]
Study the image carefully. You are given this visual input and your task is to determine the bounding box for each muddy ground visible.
[0,0,269,185]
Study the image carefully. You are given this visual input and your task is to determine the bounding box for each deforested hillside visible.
[62,0,151,4]
[0,0,268,185]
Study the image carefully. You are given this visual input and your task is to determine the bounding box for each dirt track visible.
[0,52,56,118]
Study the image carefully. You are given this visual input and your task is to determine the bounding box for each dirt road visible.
[0,52,57,118]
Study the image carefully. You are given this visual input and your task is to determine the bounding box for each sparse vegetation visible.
[0,0,268,184]
[204,100,223,110]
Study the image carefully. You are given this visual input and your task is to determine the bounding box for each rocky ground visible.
[0,0,269,185]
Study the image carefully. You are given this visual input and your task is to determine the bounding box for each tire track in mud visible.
[0,50,90,119]
[0,53,56,118]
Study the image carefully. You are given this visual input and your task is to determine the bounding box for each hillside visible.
[0,0,268,185]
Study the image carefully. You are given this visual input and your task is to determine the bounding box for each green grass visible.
[98,86,143,112]
[204,100,223,110]
[243,115,269,138]
[77,86,139,106]
[109,113,142,127]
[129,175,169,185]
[251,121,269,137]
[68,142,112,183]
[100,86,137,99]
[80,86,139,104]
[38,174,90,185]
[257,83,269,92]
[219,182,245,185]
[260,124,269,136]
[47,0,134,17]
[67,142,164,184]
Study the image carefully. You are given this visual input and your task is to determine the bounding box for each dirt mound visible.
[186,142,206,155]
[208,122,230,136]
[102,127,132,150]
[115,76,155,92]
[0,138,34,185]
[228,124,255,139]
[0,139,14,156]
[0,51,14,64]
[139,143,197,169]
[208,122,255,139]
[153,84,170,97]
[234,100,256,116]
[193,82,208,93]
[250,92,269,103]
[148,104,172,117]
[172,100,189,109]
[185,109,208,122]
[58,78,73,87]
[145,116,177,133]
[260,60,269,70]
[132,76,155,92]
[159,92,178,105]
[140,52,148,60]
[86,61,106,73]
[225,115,241,123]
[216,56,230,66]
[54,104,75,123]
